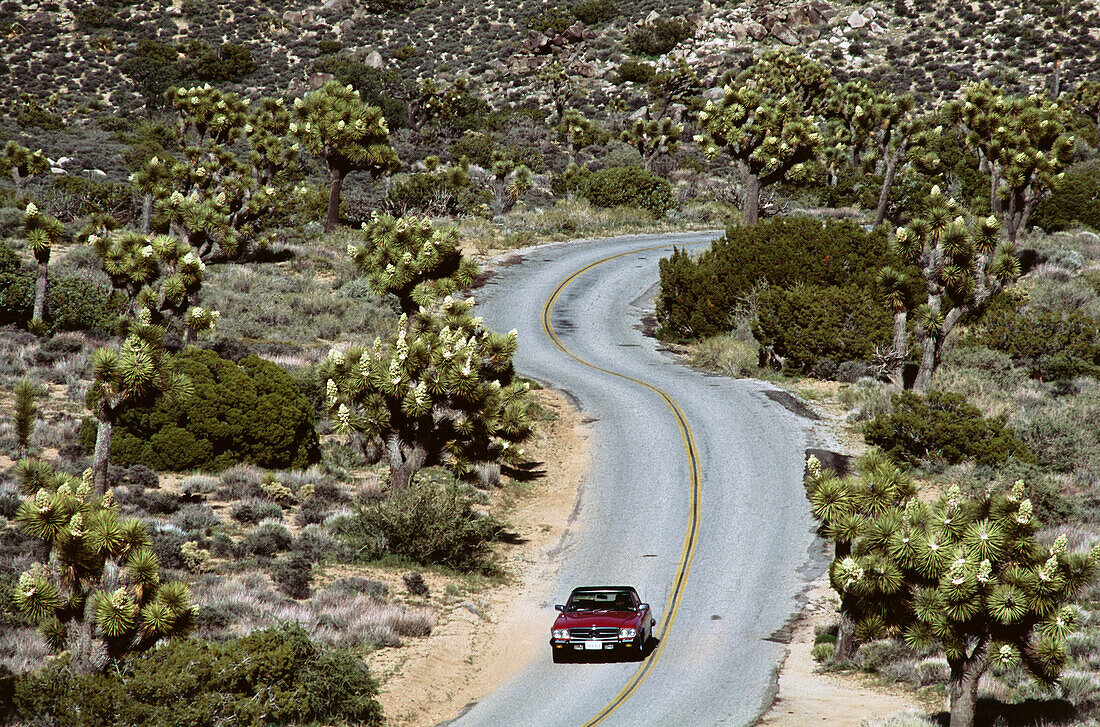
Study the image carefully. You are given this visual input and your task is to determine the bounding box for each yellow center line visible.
[538,243,707,727]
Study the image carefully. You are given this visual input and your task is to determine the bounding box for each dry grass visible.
[686,334,758,378]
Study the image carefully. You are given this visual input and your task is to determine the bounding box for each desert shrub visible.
[48,175,133,218]
[297,498,332,527]
[1012,399,1098,473]
[386,167,490,216]
[337,481,501,573]
[527,5,574,34]
[118,486,180,516]
[839,377,893,422]
[657,217,903,339]
[121,464,159,489]
[1033,160,1100,232]
[688,335,757,377]
[754,285,892,372]
[317,40,343,54]
[562,165,674,217]
[293,527,336,564]
[975,298,1100,381]
[243,521,293,558]
[149,526,187,570]
[625,16,694,55]
[178,39,257,82]
[8,625,383,726]
[450,132,496,167]
[218,466,265,500]
[171,504,220,536]
[272,554,313,599]
[231,499,284,525]
[863,391,1034,467]
[617,59,656,84]
[571,0,618,24]
[961,460,1077,524]
[854,639,912,673]
[85,349,319,471]
[45,276,125,334]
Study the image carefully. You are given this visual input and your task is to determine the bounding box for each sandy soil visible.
[365,388,589,727]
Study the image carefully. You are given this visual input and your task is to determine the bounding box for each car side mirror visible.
[555,604,564,612]
[638,603,649,611]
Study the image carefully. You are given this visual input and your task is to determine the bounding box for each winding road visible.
[445,232,824,727]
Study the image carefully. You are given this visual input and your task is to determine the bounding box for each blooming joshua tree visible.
[22,201,68,329]
[319,296,534,491]
[12,460,194,674]
[291,80,399,232]
[805,452,1099,727]
[1,141,49,194]
[349,213,479,317]
[620,115,683,172]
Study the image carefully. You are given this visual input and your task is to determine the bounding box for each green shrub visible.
[45,275,126,333]
[83,348,319,471]
[754,284,892,372]
[564,165,674,217]
[9,625,383,726]
[178,39,257,83]
[625,16,694,56]
[527,5,574,34]
[310,56,410,130]
[863,391,1034,467]
[272,554,313,599]
[337,481,501,573]
[617,59,656,84]
[1032,160,1100,232]
[657,217,903,339]
[231,499,284,525]
[975,298,1100,381]
[387,168,491,216]
[571,0,617,24]
[49,175,134,218]
[243,521,293,557]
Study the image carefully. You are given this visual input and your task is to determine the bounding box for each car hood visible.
[553,610,639,629]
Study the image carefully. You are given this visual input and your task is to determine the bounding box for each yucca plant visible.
[11,464,194,674]
[806,454,1099,727]
[13,379,41,455]
[1,140,49,194]
[291,80,399,232]
[620,114,683,172]
[21,201,68,329]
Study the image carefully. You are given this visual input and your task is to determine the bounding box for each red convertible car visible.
[550,586,656,662]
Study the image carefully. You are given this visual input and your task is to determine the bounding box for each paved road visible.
[445,232,822,727]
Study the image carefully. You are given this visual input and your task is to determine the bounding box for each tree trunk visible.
[11,168,23,194]
[912,332,938,394]
[325,168,346,234]
[874,155,900,227]
[93,410,113,496]
[832,606,858,664]
[889,309,908,389]
[948,648,989,727]
[386,435,427,490]
[743,173,762,226]
[141,193,154,234]
[32,260,48,324]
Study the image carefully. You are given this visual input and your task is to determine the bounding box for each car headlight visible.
[552,629,570,640]
[618,628,637,640]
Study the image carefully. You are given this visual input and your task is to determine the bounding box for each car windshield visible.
[567,591,635,611]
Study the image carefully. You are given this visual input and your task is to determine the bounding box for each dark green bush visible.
[657,217,903,339]
[272,554,313,599]
[337,481,501,573]
[1032,160,1100,232]
[754,284,893,372]
[310,56,411,130]
[9,625,383,726]
[565,165,674,217]
[231,499,283,525]
[863,391,1035,467]
[527,5,574,34]
[49,175,134,218]
[178,40,257,83]
[243,521,293,557]
[45,275,126,334]
[625,16,694,56]
[617,59,656,84]
[84,348,319,471]
[975,299,1100,381]
[571,0,618,24]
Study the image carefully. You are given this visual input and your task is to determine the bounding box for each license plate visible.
[585,641,603,650]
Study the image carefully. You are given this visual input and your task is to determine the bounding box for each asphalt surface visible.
[443,232,823,727]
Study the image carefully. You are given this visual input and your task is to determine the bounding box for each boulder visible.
[847,10,869,28]
[283,10,301,24]
[526,30,552,54]
[703,86,725,102]
[564,20,587,43]
[645,10,660,23]
[364,50,384,68]
[702,53,725,67]
[745,19,768,40]
[729,22,748,40]
[772,22,801,45]
[870,21,884,33]
[308,72,334,90]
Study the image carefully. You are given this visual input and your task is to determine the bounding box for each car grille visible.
[568,627,619,640]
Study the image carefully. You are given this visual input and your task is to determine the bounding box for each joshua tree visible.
[620,115,683,171]
[1,141,49,194]
[697,50,830,224]
[12,460,194,674]
[538,62,577,126]
[944,82,1074,242]
[1069,78,1100,129]
[22,201,67,329]
[131,155,173,234]
[806,453,1099,727]
[556,109,609,164]
[886,186,1020,393]
[320,296,534,490]
[349,213,480,317]
[13,379,41,455]
[490,157,532,215]
[292,81,399,232]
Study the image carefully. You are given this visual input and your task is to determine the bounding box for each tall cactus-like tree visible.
[22,201,68,329]
[11,460,194,674]
[349,213,480,317]
[806,453,1099,727]
[944,82,1074,242]
[556,109,610,165]
[131,155,173,234]
[291,80,399,233]
[490,155,532,215]
[320,296,534,490]
[1070,79,1100,129]
[620,115,683,172]
[1,141,49,194]
[697,50,830,224]
[13,379,41,455]
[888,186,1020,393]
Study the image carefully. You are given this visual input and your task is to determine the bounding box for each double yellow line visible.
[539,246,704,726]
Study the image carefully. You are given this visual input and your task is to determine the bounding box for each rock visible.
[772,22,801,45]
[364,50,384,68]
[812,1,835,19]
[745,19,768,40]
[282,10,301,24]
[668,103,688,123]
[702,53,725,67]
[564,20,587,43]
[629,106,649,121]
[863,6,878,19]
[527,30,551,54]
[847,10,869,28]
[322,0,350,11]
[703,86,725,102]
[870,21,884,33]
[801,27,821,41]
[729,22,748,40]
[645,10,660,23]
[570,60,598,77]
[308,72,334,90]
